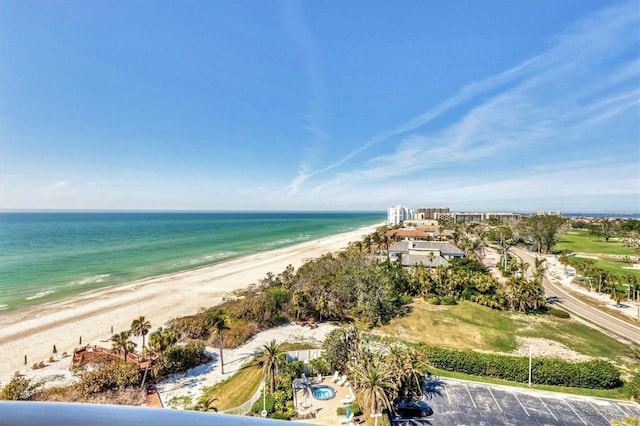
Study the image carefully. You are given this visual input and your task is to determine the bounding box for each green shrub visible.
[548,308,570,319]
[628,373,640,399]
[153,343,209,380]
[424,295,440,305]
[74,358,141,396]
[0,377,42,400]
[307,357,331,376]
[251,391,275,414]
[420,345,621,389]
[172,314,209,340]
[398,294,413,305]
[439,295,457,305]
[337,403,361,416]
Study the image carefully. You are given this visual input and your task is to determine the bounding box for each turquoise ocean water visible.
[0,212,384,313]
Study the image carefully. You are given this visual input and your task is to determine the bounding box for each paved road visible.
[512,247,640,345]
[390,377,640,426]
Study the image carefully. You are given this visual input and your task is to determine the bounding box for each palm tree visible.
[148,327,179,355]
[131,316,151,349]
[352,356,396,415]
[111,330,136,361]
[207,309,230,374]
[259,339,284,394]
[533,257,547,284]
[386,345,425,399]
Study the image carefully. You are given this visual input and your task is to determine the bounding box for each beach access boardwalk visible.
[70,345,150,369]
[71,345,162,408]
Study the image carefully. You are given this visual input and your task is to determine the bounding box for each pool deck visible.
[294,375,357,425]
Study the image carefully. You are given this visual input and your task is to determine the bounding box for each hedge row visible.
[420,345,621,389]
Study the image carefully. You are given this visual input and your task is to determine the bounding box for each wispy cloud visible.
[300,0,639,204]
[40,180,70,198]
[49,180,67,190]
[279,2,329,195]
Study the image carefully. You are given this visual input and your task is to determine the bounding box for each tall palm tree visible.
[131,316,151,349]
[259,339,284,394]
[533,257,547,284]
[207,309,230,374]
[386,345,425,399]
[352,356,396,415]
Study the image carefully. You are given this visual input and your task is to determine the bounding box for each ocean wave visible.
[26,290,55,300]
[0,304,8,310]
[181,251,238,266]
[70,274,111,286]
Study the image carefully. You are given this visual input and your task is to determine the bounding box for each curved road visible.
[512,247,640,345]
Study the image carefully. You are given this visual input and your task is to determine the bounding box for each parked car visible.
[394,399,433,418]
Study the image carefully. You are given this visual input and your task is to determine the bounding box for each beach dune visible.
[0,224,380,386]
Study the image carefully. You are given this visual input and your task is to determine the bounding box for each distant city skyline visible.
[1,1,638,212]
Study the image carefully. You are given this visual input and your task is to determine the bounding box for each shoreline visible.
[0,223,382,386]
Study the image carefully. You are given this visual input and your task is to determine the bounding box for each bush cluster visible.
[153,343,210,380]
[627,373,640,400]
[0,377,42,400]
[547,308,570,319]
[74,357,141,396]
[421,346,621,389]
[336,403,362,416]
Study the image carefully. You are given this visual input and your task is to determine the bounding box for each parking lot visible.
[391,377,640,425]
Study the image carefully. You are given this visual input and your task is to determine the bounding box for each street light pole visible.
[528,345,533,387]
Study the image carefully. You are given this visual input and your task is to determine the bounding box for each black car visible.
[394,399,433,418]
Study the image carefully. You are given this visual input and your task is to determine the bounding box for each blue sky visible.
[1,1,638,212]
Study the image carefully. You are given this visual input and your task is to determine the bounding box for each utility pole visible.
[528,345,533,387]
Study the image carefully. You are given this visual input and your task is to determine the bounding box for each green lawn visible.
[567,257,640,280]
[376,299,639,372]
[554,229,636,256]
[197,342,317,411]
[199,361,263,411]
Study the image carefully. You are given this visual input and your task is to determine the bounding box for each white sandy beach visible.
[0,224,381,387]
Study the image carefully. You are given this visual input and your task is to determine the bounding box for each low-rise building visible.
[388,240,464,268]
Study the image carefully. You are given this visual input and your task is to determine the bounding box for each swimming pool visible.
[311,385,336,400]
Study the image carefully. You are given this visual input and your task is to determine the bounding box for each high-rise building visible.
[415,207,450,219]
[387,205,413,226]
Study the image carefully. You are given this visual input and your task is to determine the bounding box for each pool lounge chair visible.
[336,375,348,386]
[330,371,340,383]
[341,394,355,404]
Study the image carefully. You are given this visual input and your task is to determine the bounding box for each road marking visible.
[513,392,529,416]
[588,401,610,422]
[565,400,587,425]
[539,396,557,421]
[613,403,628,416]
[487,386,503,412]
[464,384,477,409]
[444,385,451,404]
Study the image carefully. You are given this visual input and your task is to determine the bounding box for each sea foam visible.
[26,290,55,300]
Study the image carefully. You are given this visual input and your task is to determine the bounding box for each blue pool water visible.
[312,385,336,400]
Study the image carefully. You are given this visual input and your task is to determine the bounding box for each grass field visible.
[198,361,263,411]
[198,342,317,411]
[553,229,639,279]
[566,256,640,280]
[375,299,639,372]
[554,229,637,256]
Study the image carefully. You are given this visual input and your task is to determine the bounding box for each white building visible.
[387,205,413,226]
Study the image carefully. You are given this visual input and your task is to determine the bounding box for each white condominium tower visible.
[387,205,413,226]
